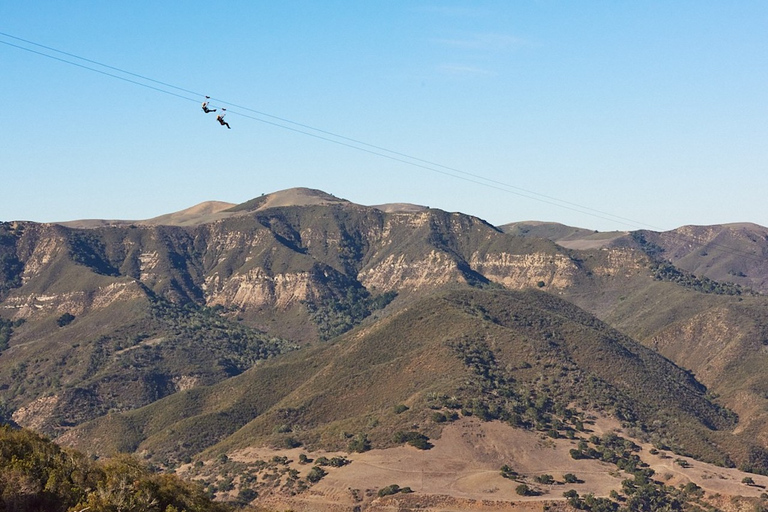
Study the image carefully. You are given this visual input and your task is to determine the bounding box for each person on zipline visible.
[202,96,216,113]
[217,108,231,129]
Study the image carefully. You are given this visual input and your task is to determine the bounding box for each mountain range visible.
[2,187,768,510]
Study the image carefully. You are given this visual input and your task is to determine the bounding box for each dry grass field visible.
[198,416,768,511]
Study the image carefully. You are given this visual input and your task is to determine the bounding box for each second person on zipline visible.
[217,108,231,129]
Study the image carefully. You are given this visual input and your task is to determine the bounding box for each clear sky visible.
[2,1,766,231]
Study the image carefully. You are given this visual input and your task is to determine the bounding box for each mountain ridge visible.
[3,186,768,509]
[54,188,429,229]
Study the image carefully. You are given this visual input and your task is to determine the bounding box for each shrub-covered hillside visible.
[0,425,230,512]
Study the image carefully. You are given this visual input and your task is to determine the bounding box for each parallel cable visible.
[0,31,202,98]
[0,33,637,228]
[1,32,765,267]
[232,110,634,226]
[0,39,199,104]
[220,99,654,230]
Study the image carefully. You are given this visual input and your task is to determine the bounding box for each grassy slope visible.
[63,287,735,470]
[560,249,768,470]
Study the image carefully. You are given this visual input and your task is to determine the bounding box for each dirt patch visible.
[556,235,626,250]
[225,418,622,511]
[192,416,768,511]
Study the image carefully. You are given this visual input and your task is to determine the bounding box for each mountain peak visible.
[228,187,351,213]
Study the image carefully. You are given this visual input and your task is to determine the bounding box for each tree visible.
[57,313,75,327]
[237,488,258,503]
[393,431,432,450]
[431,411,447,423]
[536,474,555,485]
[377,484,401,497]
[307,466,326,483]
[348,433,371,453]
[500,464,518,479]
[563,473,579,484]
[516,484,532,496]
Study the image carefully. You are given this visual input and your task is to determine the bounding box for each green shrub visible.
[307,466,326,483]
[237,488,258,503]
[431,412,447,423]
[57,313,75,327]
[329,456,350,467]
[536,474,554,485]
[500,464,518,479]
[393,431,432,450]
[348,433,371,453]
[378,484,401,497]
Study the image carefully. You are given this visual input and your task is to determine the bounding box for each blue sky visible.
[2,1,766,231]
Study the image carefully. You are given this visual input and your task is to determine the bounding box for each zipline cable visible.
[0,32,641,228]
[1,32,765,268]
[0,34,641,229]
[0,39,199,104]
[0,31,202,98]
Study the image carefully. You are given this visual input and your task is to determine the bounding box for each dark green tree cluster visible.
[569,433,649,476]
[650,261,751,296]
[347,433,371,453]
[146,292,296,373]
[630,231,666,258]
[67,231,120,276]
[0,224,24,298]
[564,473,706,512]
[515,483,537,496]
[619,474,683,512]
[306,465,326,483]
[188,452,322,501]
[314,455,350,467]
[393,431,432,450]
[500,464,518,480]
[56,312,76,327]
[448,336,585,436]
[559,431,716,511]
[563,490,619,511]
[740,446,768,475]
[0,317,14,352]
[376,484,413,497]
[306,285,396,341]
[0,425,229,512]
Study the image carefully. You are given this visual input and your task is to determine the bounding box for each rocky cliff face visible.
[1,202,657,325]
